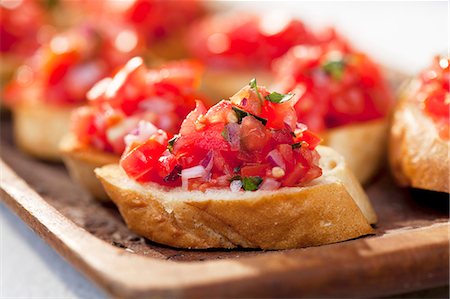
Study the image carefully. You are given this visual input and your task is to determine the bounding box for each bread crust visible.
[323,119,387,185]
[389,81,449,193]
[13,101,75,161]
[60,134,119,201]
[95,146,376,249]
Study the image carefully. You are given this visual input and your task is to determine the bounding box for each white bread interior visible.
[13,101,74,161]
[95,146,377,249]
[323,119,387,185]
[389,81,449,193]
[60,134,119,201]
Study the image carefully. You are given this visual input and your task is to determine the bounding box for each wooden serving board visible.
[0,118,448,299]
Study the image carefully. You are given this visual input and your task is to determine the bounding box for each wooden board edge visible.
[1,159,449,299]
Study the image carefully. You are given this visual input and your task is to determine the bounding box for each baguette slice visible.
[389,81,449,193]
[95,146,377,249]
[60,134,119,201]
[323,118,387,185]
[13,101,75,161]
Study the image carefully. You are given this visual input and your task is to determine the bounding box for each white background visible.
[1,1,448,298]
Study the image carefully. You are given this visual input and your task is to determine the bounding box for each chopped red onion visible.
[266,149,286,170]
[200,151,214,172]
[224,123,240,150]
[124,120,158,147]
[181,165,206,190]
[107,117,140,146]
[296,122,308,132]
[259,178,281,190]
[230,180,243,192]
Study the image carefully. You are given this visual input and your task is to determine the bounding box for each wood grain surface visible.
[0,118,449,298]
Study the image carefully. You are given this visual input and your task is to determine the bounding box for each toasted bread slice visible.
[323,119,387,185]
[95,146,377,249]
[60,134,119,201]
[13,101,75,161]
[389,81,449,193]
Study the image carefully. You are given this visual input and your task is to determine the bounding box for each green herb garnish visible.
[291,142,302,149]
[322,59,346,80]
[167,135,180,153]
[265,92,295,104]
[232,106,268,125]
[242,176,263,191]
[249,78,263,103]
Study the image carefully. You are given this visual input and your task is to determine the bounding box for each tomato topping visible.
[3,20,147,107]
[70,57,207,155]
[415,56,449,140]
[187,12,316,70]
[120,132,168,182]
[120,80,323,192]
[272,42,394,132]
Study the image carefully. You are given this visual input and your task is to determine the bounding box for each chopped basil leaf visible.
[231,106,268,125]
[242,176,263,191]
[291,142,302,149]
[265,92,295,103]
[322,59,345,80]
[248,78,263,102]
[163,165,182,182]
[167,135,179,153]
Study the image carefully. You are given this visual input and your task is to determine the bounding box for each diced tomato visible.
[71,107,97,144]
[120,137,167,182]
[241,164,270,177]
[239,116,270,152]
[155,60,204,90]
[282,164,307,187]
[204,100,233,124]
[261,101,297,130]
[179,100,207,135]
[277,144,294,170]
[424,89,449,119]
[299,130,322,150]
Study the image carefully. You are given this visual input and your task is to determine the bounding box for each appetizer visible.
[389,56,449,193]
[272,41,394,183]
[96,81,377,249]
[186,12,315,99]
[4,23,143,160]
[60,57,205,200]
[73,0,206,60]
[0,0,47,106]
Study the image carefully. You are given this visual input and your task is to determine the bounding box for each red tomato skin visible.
[241,164,270,177]
[120,138,167,182]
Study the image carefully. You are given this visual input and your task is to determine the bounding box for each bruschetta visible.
[96,82,377,249]
[186,11,316,100]
[389,56,449,193]
[4,23,144,161]
[272,42,395,184]
[0,0,47,110]
[60,57,206,200]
